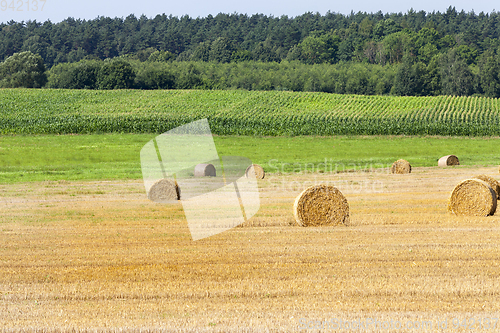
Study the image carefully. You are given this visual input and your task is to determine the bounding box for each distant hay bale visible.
[448,179,496,216]
[473,175,500,198]
[245,164,265,179]
[438,155,460,167]
[391,159,412,174]
[194,163,216,177]
[148,178,180,203]
[293,185,349,227]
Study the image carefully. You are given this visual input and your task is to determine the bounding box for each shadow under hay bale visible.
[245,164,265,179]
[148,178,180,203]
[448,179,497,216]
[473,175,500,199]
[194,163,216,177]
[391,159,411,174]
[293,184,349,227]
[438,155,460,167]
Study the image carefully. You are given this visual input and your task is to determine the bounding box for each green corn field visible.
[1,89,500,136]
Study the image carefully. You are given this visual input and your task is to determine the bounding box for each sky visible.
[0,0,498,24]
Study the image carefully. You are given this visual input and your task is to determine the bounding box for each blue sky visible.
[0,0,498,23]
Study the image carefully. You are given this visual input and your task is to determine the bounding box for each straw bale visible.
[391,159,412,174]
[245,164,265,179]
[148,178,180,203]
[473,174,500,199]
[438,155,459,166]
[448,179,496,216]
[194,163,216,177]
[293,185,349,227]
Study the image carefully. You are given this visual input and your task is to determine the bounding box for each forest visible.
[1,7,500,96]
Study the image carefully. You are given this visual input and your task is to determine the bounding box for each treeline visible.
[2,50,500,97]
[45,58,397,94]
[2,7,500,69]
[2,7,500,96]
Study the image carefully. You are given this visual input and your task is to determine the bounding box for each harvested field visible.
[1,166,500,331]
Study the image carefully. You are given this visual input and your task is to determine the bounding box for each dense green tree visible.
[414,27,440,50]
[209,37,235,63]
[298,32,340,64]
[337,39,354,62]
[97,59,135,89]
[67,47,87,63]
[191,42,211,62]
[439,35,456,50]
[285,45,302,61]
[21,35,49,62]
[134,47,158,62]
[382,31,414,64]
[440,49,474,96]
[232,50,253,62]
[134,63,175,89]
[176,62,202,88]
[373,19,401,39]
[417,43,439,64]
[46,62,75,88]
[454,44,479,65]
[68,60,102,89]
[0,51,47,88]
[252,42,280,62]
[147,50,175,62]
[358,18,374,38]
[425,55,442,95]
[392,57,427,96]
[478,52,500,97]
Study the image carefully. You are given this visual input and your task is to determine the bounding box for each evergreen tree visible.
[209,37,235,63]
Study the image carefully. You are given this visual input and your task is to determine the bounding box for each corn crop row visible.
[1,89,499,136]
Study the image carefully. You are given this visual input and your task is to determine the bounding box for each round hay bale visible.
[473,175,500,198]
[293,185,349,227]
[391,159,412,174]
[448,179,496,216]
[245,164,265,179]
[438,155,460,167]
[194,163,216,177]
[148,178,180,202]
